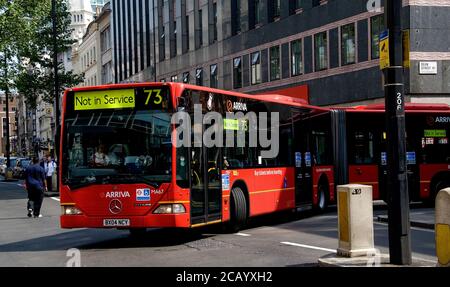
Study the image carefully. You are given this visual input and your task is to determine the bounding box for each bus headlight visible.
[153,204,186,214]
[62,206,83,215]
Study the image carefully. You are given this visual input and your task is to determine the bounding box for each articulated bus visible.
[330,104,450,204]
[59,83,333,233]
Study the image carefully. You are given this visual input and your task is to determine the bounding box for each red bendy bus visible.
[329,104,450,204]
[59,83,333,233]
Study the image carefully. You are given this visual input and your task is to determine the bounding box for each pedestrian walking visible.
[44,156,57,192]
[25,157,47,218]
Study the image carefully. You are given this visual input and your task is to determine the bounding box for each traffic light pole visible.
[384,0,412,265]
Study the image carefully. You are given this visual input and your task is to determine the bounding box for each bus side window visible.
[352,131,375,164]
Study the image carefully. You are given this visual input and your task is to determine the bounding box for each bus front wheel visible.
[227,187,248,233]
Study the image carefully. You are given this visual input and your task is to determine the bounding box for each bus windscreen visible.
[62,87,172,189]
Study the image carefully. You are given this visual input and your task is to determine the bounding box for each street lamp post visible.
[3,49,11,170]
[52,0,60,193]
[384,0,412,265]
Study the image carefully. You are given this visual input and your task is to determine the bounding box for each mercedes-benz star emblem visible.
[109,199,123,214]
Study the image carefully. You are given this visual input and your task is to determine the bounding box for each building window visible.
[270,46,281,81]
[171,75,178,82]
[291,39,303,76]
[183,72,190,83]
[161,25,166,60]
[2,118,7,137]
[160,78,166,82]
[196,68,203,86]
[341,23,356,65]
[314,32,328,71]
[210,64,218,88]
[290,0,303,14]
[251,51,261,85]
[173,20,177,57]
[101,26,111,53]
[371,15,384,60]
[231,0,241,35]
[255,0,262,25]
[185,15,190,51]
[101,62,112,84]
[213,2,218,42]
[272,0,281,19]
[198,9,203,47]
[233,57,242,89]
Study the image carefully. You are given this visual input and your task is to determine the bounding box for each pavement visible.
[374,202,435,230]
[0,179,439,267]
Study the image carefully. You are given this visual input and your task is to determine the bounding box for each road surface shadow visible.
[0,228,210,253]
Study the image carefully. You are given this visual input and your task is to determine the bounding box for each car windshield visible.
[62,109,172,189]
[21,160,31,168]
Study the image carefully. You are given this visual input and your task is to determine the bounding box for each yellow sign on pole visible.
[379,30,390,70]
[402,30,410,68]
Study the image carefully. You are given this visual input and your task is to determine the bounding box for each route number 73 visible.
[144,89,163,105]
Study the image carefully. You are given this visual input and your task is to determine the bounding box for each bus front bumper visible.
[60,213,191,229]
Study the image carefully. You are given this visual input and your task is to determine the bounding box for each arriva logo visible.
[106,191,131,198]
[436,116,450,123]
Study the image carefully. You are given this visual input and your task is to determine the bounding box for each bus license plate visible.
[103,219,130,227]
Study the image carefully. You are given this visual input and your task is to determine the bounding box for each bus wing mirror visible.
[177,97,187,112]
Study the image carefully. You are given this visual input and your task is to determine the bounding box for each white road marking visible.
[235,232,251,237]
[281,241,336,253]
[51,197,60,202]
[374,221,434,233]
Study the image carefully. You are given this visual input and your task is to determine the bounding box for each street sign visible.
[419,61,438,75]
[379,30,390,69]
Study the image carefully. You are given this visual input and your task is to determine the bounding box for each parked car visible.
[0,157,5,175]
[0,157,18,177]
[13,158,31,179]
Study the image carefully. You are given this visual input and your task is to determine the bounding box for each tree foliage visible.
[1,0,84,108]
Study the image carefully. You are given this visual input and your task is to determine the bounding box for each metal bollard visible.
[436,188,450,267]
[337,184,377,257]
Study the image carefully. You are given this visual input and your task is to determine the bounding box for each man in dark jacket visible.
[25,157,47,218]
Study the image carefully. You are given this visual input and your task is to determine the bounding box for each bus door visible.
[190,125,222,226]
[294,116,313,206]
[379,128,420,202]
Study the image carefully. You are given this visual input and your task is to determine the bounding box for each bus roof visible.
[67,82,328,116]
[333,103,450,113]
[179,83,328,115]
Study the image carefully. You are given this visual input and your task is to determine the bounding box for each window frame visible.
[251,51,262,85]
[314,31,328,71]
[269,46,281,81]
[291,39,303,77]
[340,23,356,66]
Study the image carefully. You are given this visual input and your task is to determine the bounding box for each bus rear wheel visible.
[227,187,248,233]
[427,180,450,206]
[317,184,329,213]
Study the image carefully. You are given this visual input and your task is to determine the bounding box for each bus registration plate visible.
[103,219,130,227]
